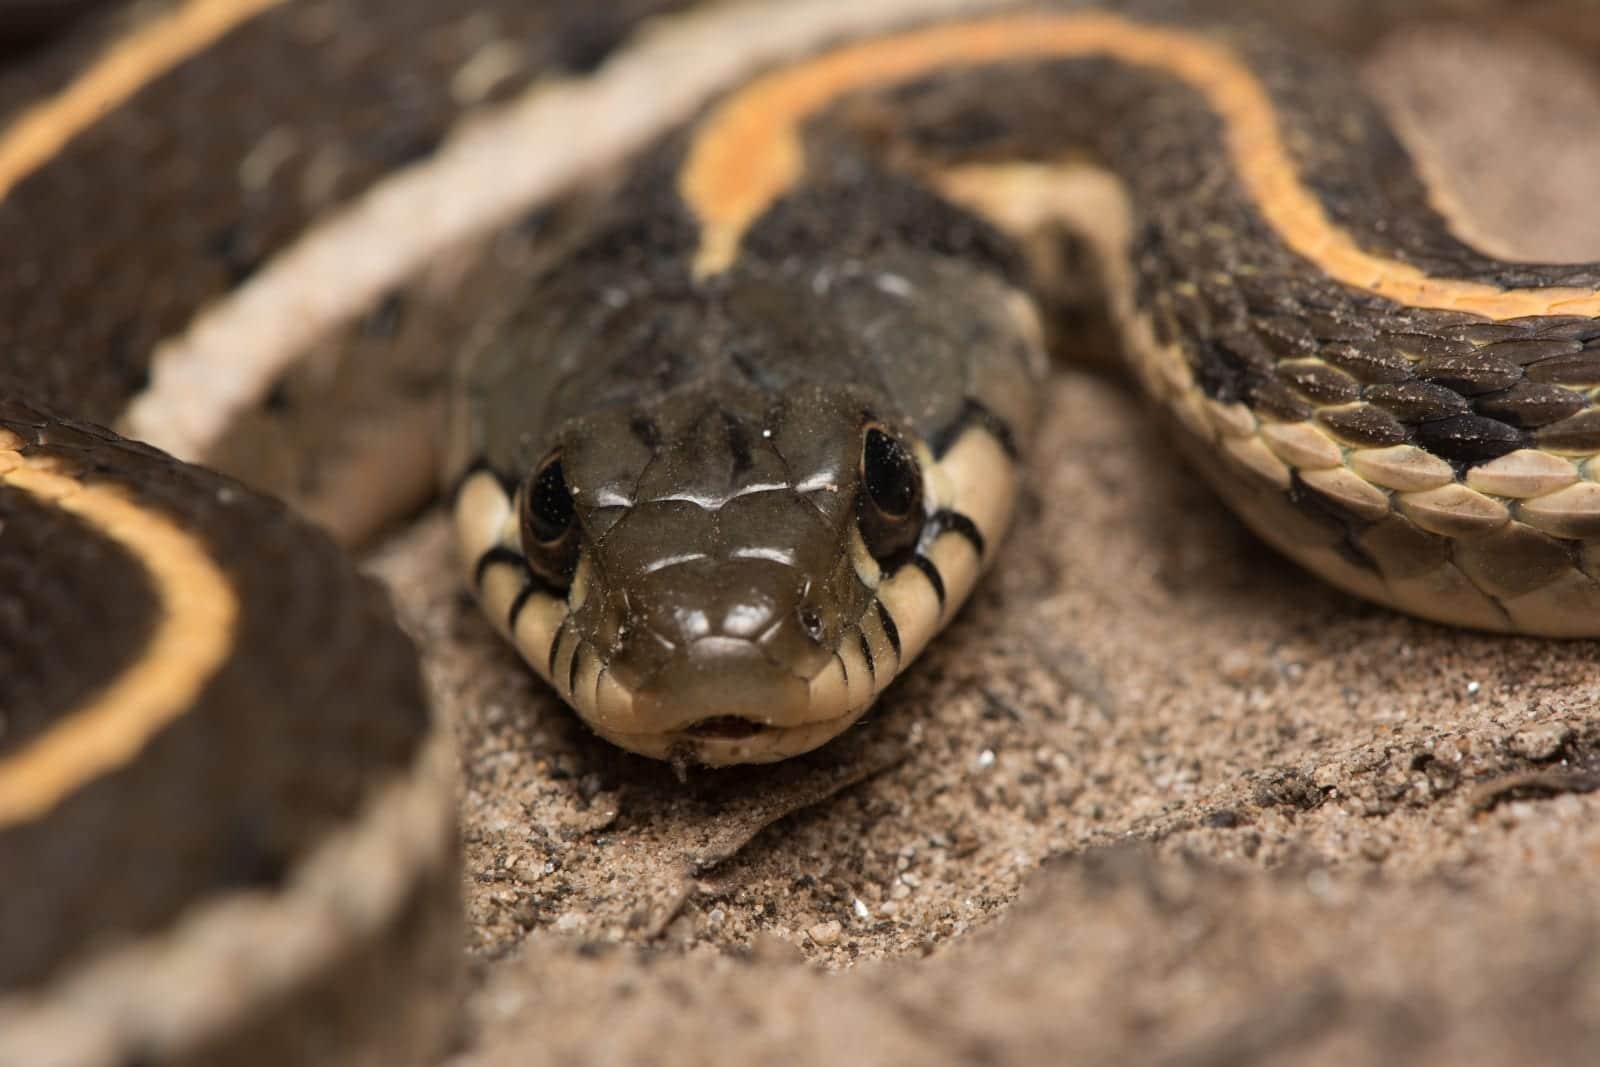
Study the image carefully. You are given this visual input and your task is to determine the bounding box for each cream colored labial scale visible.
[936,159,1600,636]
[453,470,601,713]
[452,470,514,585]
[451,469,556,657]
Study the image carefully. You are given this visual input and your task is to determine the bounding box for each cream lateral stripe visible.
[119,0,1009,461]
[0,0,285,201]
[0,446,236,826]
[680,11,1600,320]
[0,729,456,1064]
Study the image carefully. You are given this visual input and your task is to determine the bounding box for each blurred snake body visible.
[2,0,1599,1062]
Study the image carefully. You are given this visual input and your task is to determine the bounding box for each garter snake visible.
[1,0,1597,1062]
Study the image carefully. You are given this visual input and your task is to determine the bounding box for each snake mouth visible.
[682,715,769,739]
[589,705,870,766]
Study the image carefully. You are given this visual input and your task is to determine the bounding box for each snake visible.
[1,0,1597,1062]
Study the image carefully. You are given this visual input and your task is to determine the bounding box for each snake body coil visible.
[1,0,1597,1062]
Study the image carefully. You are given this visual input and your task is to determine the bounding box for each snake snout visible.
[611,557,839,731]
[631,635,813,731]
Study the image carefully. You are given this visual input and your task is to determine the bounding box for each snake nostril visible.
[798,607,825,642]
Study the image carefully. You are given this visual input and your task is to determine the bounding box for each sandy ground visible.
[363,14,1600,1066]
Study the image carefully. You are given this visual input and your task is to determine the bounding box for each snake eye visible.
[858,424,924,563]
[520,451,580,588]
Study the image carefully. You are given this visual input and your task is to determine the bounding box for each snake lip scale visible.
[2,0,1598,1063]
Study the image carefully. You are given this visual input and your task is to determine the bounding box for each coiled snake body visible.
[1,0,1597,1062]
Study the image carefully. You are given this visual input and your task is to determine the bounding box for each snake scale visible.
[1,0,1597,1062]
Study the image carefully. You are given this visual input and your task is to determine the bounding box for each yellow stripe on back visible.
[0,0,285,201]
[679,10,1600,319]
[0,437,237,826]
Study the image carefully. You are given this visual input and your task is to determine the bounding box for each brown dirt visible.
[363,13,1600,1066]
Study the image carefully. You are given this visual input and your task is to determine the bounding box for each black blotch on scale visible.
[876,599,902,658]
[568,642,586,698]
[912,555,948,610]
[930,398,1020,459]
[474,545,526,588]
[858,632,876,679]
[923,509,986,559]
[508,584,538,631]
[547,619,569,679]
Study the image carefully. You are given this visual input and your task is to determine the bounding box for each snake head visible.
[453,253,1040,763]
[498,381,937,763]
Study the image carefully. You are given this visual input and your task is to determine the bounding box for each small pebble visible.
[1509,723,1570,762]
[1218,648,1254,684]
[808,920,842,946]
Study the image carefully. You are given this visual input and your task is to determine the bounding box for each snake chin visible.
[589,706,870,766]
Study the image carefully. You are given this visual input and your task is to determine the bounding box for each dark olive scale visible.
[1316,342,1414,385]
[1296,309,1375,344]
[1411,414,1526,465]
[1363,381,1471,422]
[1275,360,1362,405]
[1412,352,1524,395]
[1472,383,1589,429]
[1440,322,1538,345]
[1316,403,1408,447]
[1535,410,1600,454]
[1480,338,1587,366]
[1252,313,1320,358]
[1523,351,1600,386]
[1371,309,1486,337]
[1388,333,1477,361]
[1246,376,1315,423]
[1531,318,1600,342]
